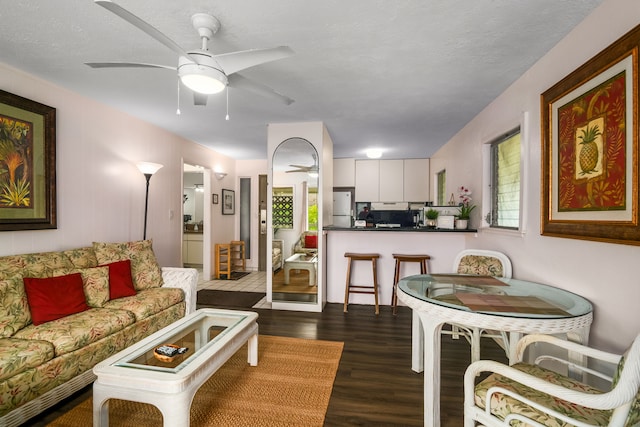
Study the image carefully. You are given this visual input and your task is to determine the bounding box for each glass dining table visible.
[397,273,593,427]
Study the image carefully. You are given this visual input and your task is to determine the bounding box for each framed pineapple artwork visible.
[541,23,639,246]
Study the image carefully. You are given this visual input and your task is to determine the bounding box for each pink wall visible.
[0,63,234,268]
[430,0,640,351]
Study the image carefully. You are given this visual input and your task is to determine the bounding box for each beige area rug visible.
[47,335,343,427]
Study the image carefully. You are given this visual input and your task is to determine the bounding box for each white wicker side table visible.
[397,274,593,427]
[92,308,258,427]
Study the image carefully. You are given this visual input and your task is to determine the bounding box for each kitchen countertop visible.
[323,226,477,232]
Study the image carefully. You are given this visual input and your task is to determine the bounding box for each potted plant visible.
[425,208,439,228]
[456,186,475,229]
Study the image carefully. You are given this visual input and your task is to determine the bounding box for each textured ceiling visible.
[0,0,602,160]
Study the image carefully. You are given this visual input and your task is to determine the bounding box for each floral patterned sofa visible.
[0,240,198,427]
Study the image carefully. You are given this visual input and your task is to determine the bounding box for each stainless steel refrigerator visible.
[332,191,352,227]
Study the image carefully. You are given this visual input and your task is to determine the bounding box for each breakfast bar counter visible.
[323,227,475,307]
[323,226,477,232]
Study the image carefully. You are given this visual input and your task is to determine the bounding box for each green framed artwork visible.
[0,90,56,231]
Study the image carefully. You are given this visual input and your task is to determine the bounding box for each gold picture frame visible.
[541,24,640,245]
[0,90,56,231]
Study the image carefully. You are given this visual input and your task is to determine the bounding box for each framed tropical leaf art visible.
[541,24,639,245]
[0,90,56,231]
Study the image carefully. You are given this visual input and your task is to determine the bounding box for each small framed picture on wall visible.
[212,193,219,204]
[222,189,235,215]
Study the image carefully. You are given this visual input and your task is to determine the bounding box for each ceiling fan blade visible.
[85,62,176,70]
[193,92,208,106]
[215,46,294,75]
[228,73,294,105]
[95,0,195,62]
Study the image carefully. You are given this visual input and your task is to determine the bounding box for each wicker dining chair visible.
[443,249,512,363]
[464,333,640,427]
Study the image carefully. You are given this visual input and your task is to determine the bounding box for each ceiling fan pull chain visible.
[176,79,182,115]
[225,87,230,121]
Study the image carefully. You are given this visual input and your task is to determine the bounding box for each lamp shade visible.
[136,162,164,175]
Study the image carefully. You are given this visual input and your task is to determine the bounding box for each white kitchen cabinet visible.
[403,159,430,201]
[355,160,379,201]
[356,159,426,202]
[183,232,203,265]
[379,159,404,202]
[333,158,355,187]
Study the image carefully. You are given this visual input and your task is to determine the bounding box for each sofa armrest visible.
[161,267,198,315]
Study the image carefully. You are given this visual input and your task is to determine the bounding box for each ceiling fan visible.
[86,0,295,106]
[286,164,318,173]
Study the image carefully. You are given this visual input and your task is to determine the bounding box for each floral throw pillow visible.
[63,247,99,269]
[0,276,31,337]
[93,240,163,290]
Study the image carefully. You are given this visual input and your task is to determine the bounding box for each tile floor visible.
[196,269,271,309]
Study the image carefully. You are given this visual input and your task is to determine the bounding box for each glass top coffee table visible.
[283,253,318,286]
[397,274,593,427]
[93,308,258,427]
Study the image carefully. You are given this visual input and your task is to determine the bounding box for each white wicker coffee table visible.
[397,274,593,427]
[283,253,317,285]
[92,308,258,427]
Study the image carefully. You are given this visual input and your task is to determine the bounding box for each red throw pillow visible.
[23,273,90,326]
[304,234,318,249]
[102,259,137,300]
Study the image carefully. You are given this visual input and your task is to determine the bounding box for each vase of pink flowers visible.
[456,186,475,229]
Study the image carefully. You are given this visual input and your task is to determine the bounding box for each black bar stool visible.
[343,252,380,314]
[391,253,431,315]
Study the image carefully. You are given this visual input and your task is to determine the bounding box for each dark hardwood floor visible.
[28,303,507,426]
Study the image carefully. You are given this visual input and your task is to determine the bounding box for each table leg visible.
[567,326,590,380]
[508,332,523,364]
[309,265,316,286]
[92,385,110,427]
[247,333,258,366]
[411,309,423,373]
[284,265,290,284]
[416,312,445,427]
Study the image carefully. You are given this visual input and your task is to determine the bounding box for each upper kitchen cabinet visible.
[403,158,430,201]
[379,160,404,202]
[355,159,429,202]
[355,160,380,201]
[333,158,355,187]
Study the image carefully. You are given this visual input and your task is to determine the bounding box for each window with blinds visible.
[490,130,521,229]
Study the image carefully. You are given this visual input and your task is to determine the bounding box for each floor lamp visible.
[136,162,164,240]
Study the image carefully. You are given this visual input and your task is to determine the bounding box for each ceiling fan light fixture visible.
[178,58,228,94]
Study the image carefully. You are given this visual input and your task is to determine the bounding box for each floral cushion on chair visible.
[474,362,612,427]
[457,255,504,276]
